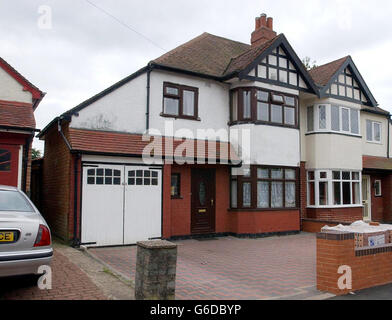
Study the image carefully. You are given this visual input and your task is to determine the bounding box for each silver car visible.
[0,185,53,277]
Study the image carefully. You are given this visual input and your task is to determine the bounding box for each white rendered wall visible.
[361,112,388,158]
[148,70,230,141]
[230,123,300,167]
[70,73,147,133]
[0,67,33,103]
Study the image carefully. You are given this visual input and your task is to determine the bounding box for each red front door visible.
[191,169,216,235]
[0,144,19,187]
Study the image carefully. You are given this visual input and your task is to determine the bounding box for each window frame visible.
[230,165,299,211]
[307,169,362,208]
[366,120,382,144]
[230,87,298,129]
[170,173,181,199]
[161,82,199,121]
[374,180,382,197]
[306,104,361,137]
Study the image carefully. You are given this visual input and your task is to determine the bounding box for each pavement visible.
[329,283,392,300]
[0,241,135,300]
[88,232,325,300]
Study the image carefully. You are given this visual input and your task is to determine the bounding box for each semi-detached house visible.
[38,14,392,246]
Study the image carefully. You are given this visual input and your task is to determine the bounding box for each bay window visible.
[230,88,298,128]
[231,166,298,210]
[307,104,360,135]
[307,170,361,207]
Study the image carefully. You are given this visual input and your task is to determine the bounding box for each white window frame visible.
[307,169,362,208]
[366,120,382,144]
[306,104,361,136]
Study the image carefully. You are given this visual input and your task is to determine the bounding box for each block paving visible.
[89,233,317,300]
[0,249,106,300]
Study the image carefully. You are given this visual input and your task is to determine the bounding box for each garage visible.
[81,163,162,247]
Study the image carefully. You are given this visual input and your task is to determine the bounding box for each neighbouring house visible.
[0,57,44,196]
[37,14,392,246]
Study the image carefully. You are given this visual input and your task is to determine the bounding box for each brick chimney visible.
[251,14,277,47]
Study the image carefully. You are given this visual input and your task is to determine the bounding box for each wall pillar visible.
[135,240,177,300]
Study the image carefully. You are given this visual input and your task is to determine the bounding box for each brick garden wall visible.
[306,207,363,224]
[317,231,392,295]
[41,123,72,241]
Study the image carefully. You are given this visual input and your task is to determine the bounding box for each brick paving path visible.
[0,249,106,300]
[89,233,317,300]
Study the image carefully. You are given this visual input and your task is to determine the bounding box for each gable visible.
[325,66,371,105]
[238,35,318,94]
[325,66,368,104]
[0,66,33,104]
[248,45,308,89]
[316,56,377,107]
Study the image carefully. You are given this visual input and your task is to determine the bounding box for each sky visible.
[1,0,392,152]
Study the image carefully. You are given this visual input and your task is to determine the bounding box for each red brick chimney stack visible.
[251,14,277,47]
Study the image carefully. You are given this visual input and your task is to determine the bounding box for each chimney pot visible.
[255,17,261,29]
[260,14,267,27]
[250,14,277,47]
[267,17,273,29]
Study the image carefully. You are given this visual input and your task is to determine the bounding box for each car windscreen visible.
[0,190,34,212]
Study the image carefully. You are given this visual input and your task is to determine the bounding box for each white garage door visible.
[81,163,162,246]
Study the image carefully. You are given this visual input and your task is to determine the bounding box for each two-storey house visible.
[38,14,391,246]
[0,57,44,196]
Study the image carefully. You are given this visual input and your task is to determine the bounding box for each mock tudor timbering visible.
[36,13,392,246]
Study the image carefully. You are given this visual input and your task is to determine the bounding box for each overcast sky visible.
[1,0,391,152]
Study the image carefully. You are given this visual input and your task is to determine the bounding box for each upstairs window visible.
[366,120,382,143]
[162,82,199,120]
[230,88,298,128]
[307,104,360,135]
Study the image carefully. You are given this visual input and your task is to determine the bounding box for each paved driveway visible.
[89,233,319,300]
[0,248,106,300]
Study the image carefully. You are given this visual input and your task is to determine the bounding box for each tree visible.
[302,57,318,71]
[32,148,42,160]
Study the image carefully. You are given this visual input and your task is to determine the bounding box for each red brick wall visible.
[300,161,307,221]
[165,164,231,238]
[41,123,72,241]
[163,163,299,238]
[228,210,300,234]
[317,232,392,295]
[302,219,344,233]
[170,165,191,237]
[162,163,172,239]
[306,207,362,223]
[368,173,392,223]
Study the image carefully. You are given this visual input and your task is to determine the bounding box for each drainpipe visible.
[146,63,152,131]
[72,153,81,247]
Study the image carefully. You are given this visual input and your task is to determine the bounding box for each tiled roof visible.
[224,35,280,75]
[309,56,349,86]
[68,128,241,164]
[363,156,392,171]
[152,32,251,77]
[0,100,36,129]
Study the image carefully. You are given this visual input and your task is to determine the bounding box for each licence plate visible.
[0,232,14,243]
